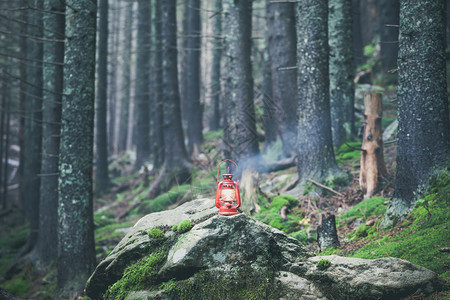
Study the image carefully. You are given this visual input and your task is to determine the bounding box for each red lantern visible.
[215,159,241,215]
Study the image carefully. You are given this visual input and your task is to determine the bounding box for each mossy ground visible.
[320,168,449,292]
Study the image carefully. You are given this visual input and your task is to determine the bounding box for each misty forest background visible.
[0,0,449,299]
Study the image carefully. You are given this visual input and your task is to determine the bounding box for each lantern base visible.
[218,207,238,215]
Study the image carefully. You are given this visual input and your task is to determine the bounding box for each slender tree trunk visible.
[117,1,133,154]
[359,0,379,47]
[135,0,151,169]
[262,46,277,146]
[152,0,164,169]
[352,0,364,66]
[23,0,44,253]
[379,0,399,73]
[0,77,5,209]
[108,0,120,155]
[266,0,297,156]
[209,0,222,131]
[179,0,190,126]
[35,0,65,269]
[96,0,110,194]
[147,0,191,199]
[329,0,355,146]
[186,0,204,153]
[382,0,450,228]
[2,100,10,207]
[296,0,346,192]
[57,0,97,296]
[18,7,27,216]
[223,0,259,164]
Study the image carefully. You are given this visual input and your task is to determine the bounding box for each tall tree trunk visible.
[23,0,44,253]
[96,0,110,194]
[329,0,355,146]
[209,0,223,131]
[352,0,364,66]
[117,1,133,154]
[179,0,190,126]
[18,6,27,215]
[296,0,346,192]
[0,78,5,209]
[223,0,259,164]
[108,0,120,155]
[379,0,399,73]
[57,0,97,296]
[2,100,10,207]
[135,0,151,169]
[186,0,204,153]
[152,0,164,169]
[266,0,297,156]
[35,0,65,269]
[262,46,277,146]
[359,0,379,48]
[381,0,450,228]
[147,0,191,199]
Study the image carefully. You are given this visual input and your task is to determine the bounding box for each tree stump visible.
[239,168,260,215]
[359,93,388,199]
[317,214,340,250]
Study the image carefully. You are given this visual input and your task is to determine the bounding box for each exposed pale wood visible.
[240,168,261,215]
[359,93,388,198]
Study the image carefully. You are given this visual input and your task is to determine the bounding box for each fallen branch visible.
[309,179,344,197]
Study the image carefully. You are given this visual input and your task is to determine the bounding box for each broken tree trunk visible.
[359,93,388,199]
[317,214,340,250]
[239,167,260,215]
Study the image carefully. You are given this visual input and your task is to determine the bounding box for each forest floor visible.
[0,88,449,299]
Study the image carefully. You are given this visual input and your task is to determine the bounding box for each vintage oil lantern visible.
[215,159,241,215]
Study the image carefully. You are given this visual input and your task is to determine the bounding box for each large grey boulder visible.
[86,198,444,299]
[290,255,444,300]
[85,198,217,299]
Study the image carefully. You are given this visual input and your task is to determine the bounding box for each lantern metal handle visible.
[216,159,238,182]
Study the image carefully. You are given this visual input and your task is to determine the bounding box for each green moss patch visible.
[159,267,279,300]
[316,259,331,270]
[103,250,167,299]
[172,220,192,234]
[148,228,165,239]
[254,195,303,234]
[338,197,387,224]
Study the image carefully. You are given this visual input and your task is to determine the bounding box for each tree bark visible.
[23,0,44,253]
[359,93,388,199]
[57,0,97,296]
[317,214,340,250]
[209,0,223,131]
[262,46,277,146]
[382,0,450,228]
[352,0,364,66]
[379,0,399,73]
[152,0,164,169]
[35,0,65,269]
[135,0,151,169]
[117,1,133,154]
[266,0,297,156]
[223,0,259,164]
[186,0,204,153]
[296,0,346,192]
[147,0,191,199]
[329,0,355,146]
[96,0,110,194]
